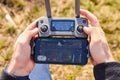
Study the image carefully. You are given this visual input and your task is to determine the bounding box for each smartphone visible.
[33,37,89,65]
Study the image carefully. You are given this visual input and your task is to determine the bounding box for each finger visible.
[83,27,91,35]
[33,34,39,39]
[26,21,37,30]
[80,9,100,27]
[26,18,41,30]
[30,28,39,37]
[27,28,39,41]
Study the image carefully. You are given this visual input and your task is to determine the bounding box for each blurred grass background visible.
[0,0,120,80]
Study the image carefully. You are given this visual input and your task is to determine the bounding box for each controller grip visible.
[30,38,35,55]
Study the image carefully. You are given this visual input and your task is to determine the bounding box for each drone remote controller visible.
[31,0,90,65]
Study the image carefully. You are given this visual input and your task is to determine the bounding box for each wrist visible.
[95,59,115,66]
[1,66,30,80]
[7,60,30,76]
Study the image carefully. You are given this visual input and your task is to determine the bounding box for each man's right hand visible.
[80,9,115,66]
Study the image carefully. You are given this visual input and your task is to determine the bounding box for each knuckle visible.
[92,36,104,44]
[93,38,102,44]
[94,16,98,21]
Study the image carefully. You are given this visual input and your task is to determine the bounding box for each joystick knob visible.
[40,25,48,33]
[77,25,83,33]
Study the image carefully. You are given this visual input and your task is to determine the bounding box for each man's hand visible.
[80,9,115,65]
[7,21,39,76]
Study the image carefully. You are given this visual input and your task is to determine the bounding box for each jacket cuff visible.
[94,62,120,80]
[0,68,30,80]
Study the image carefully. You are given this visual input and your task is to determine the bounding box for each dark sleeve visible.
[94,62,120,80]
[0,69,30,80]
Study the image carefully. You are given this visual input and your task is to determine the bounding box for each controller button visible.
[83,19,87,24]
[77,25,83,33]
[40,20,44,23]
[40,25,48,32]
[37,55,47,61]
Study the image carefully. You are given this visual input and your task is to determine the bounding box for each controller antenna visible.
[45,0,80,18]
[75,0,80,18]
[45,0,52,18]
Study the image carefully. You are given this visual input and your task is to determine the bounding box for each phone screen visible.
[34,38,88,65]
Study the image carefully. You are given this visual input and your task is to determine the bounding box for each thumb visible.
[26,28,39,42]
[83,27,91,36]
[30,28,39,37]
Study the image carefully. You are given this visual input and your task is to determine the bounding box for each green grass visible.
[2,49,13,62]
[5,26,16,34]
[67,74,75,80]
[0,41,6,49]
[5,0,26,11]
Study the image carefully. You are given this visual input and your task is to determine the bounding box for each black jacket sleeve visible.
[94,62,120,80]
[0,69,30,80]
[1,62,120,80]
